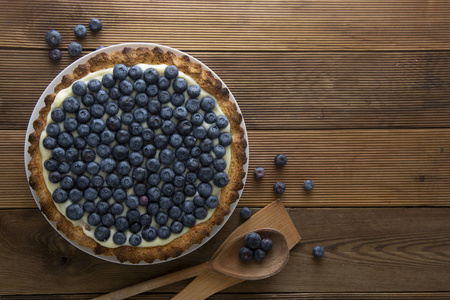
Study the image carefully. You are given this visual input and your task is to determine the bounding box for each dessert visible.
[28,46,247,263]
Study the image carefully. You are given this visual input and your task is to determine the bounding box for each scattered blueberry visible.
[89,18,103,32]
[51,108,65,122]
[303,180,315,191]
[45,29,62,47]
[52,188,68,203]
[240,207,252,220]
[74,24,87,38]
[205,195,218,208]
[254,167,265,179]
[275,154,288,166]
[181,214,196,227]
[312,246,324,258]
[115,217,129,232]
[49,49,62,62]
[273,182,286,194]
[68,42,82,56]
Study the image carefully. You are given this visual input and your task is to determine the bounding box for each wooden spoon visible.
[92,228,289,300]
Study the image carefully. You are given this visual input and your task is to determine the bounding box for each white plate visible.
[24,43,249,265]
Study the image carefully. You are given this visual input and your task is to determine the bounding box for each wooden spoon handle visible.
[92,262,210,300]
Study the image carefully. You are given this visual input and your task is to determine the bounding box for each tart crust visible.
[28,47,247,264]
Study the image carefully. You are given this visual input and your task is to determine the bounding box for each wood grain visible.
[1,0,450,51]
[1,207,449,295]
[4,128,450,208]
[2,50,450,130]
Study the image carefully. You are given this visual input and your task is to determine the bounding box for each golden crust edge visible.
[27,47,247,264]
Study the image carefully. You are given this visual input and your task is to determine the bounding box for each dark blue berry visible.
[71,160,86,175]
[171,93,185,107]
[129,122,143,137]
[273,182,286,194]
[185,99,200,113]
[97,201,110,215]
[195,207,208,219]
[52,188,68,203]
[181,214,196,227]
[146,158,160,173]
[254,167,265,179]
[161,183,175,196]
[109,87,121,100]
[74,24,87,38]
[165,65,178,79]
[75,175,90,190]
[240,207,252,220]
[102,213,115,227]
[168,205,182,219]
[158,149,174,165]
[172,191,185,205]
[132,108,148,123]
[57,132,74,148]
[94,226,110,242]
[158,90,171,103]
[130,222,142,234]
[158,76,171,90]
[135,93,149,107]
[157,226,171,239]
[216,115,229,129]
[154,134,168,149]
[147,202,159,215]
[213,145,226,158]
[69,188,83,202]
[99,187,113,201]
[200,96,216,112]
[113,232,126,245]
[254,249,266,261]
[118,95,135,112]
[219,132,232,146]
[68,42,82,56]
[142,226,157,241]
[104,103,119,117]
[207,125,221,139]
[184,157,198,172]
[160,167,175,183]
[260,238,273,252]
[275,154,288,166]
[159,196,172,210]
[303,180,315,191]
[161,120,176,135]
[112,144,129,162]
[147,186,161,202]
[204,111,216,124]
[140,213,152,226]
[205,195,218,208]
[173,77,187,93]
[129,65,143,80]
[141,128,155,143]
[64,118,78,132]
[84,187,98,201]
[115,129,130,144]
[106,173,120,188]
[52,147,65,160]
[160,107,173,121]
[100,158,116,173]
[90,104,105,118]
[82,94,95,107]
[199,153,213,166]
[239,247,253,261]
[147,115,162,130]
[142,144,156,158]
[119,79,133,95]
[245,232,261,249]
[83,201,96,213]
[191,112,204,126]
[193,195,205,207]
[115,217,129,232]
[90,119,106,133]
[129,152,144,167]
[147,99,161,114]
[43,137,57,149]
[44,159,59,172]
[199,139,213,153]
[100,130,115,145]
[73,136,87,150]
[187,85,201,98]
[89,18,103,32]
[66,203,84,220]
[113,188,127,202]
[46,123,60,137]
[313,246,325,258]
[45,29,62,47]
[190,146,202,158]
[77,109,91,125]
[197,183,212,198]
[182,200,195,214]
[193,126,207,140]
[198,167,214,182]
[86,161,100,175]
[177,120,193,136]
[57,161,70,174]
[170,221,183,234]
[90,175,104,188]
[49,49,62,62]
[146,84,159,97]
[183,136,196,149]
[131,166,147,182]
[169,133,183,148]
[173,175,185,188]
[155,211,168,225]
[185,171,197,184]
[184,184,196,197]
[213,159,226,172]
[51,108,65,122]
[72,81,87,96]
[120,176,134,189]
[171,161,185,175]
[110,202,124,215]
[213,172,229,187]
[126,195,139,209]
[102,74,115,88]
[143,68,159,84]
[121,112,134,125]
[48,171,61,183]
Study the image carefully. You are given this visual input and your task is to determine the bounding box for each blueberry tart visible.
[28,47,247,263]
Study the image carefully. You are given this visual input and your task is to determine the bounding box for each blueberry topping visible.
[66,203,84,220]
[273,182,286,194]
[219,132,232,146]
[213,159,227,172]
[172,191,185,205]
[52,188,68,203]
[313,246,325,258]
[140,213,152,226]
[184,184,196,197]
[239,247,253,261]
[44,159,59,172]
[95,226,110,242]
[181,214,196,227]
[161,183,175,197]
[198,167,214,182]
[155,211,168,225]
[143,68,159,84]
[83,201,96,213]
[43,137,57,149]
[185,99,200,113]
[46,123,60,137]
[194,207,208,219]
[113,188,127,202]
[159,168,175,183]
[88,213,101,226]
[303,180,315,191]
[113,232,127,245]
[182,200,195,214]
[158,76,171,90]
[73,137,87,150]
[57,162,71,174]
[147,202,160,215]
[170,221,184,234]
[113,64,128,80]
[216,115,229,129]
[77,110,92,125]
[129,152,144,167]
[84,187,98,201]
[120,175,134,189]
[49,49,62,62]
[173,77,187,93]
[69,189,83,202]
[51,108,65,122]
[57,132,74,148]
[142,128,155,143]
[193,195,205,207]
[213,172,229,187]
[193,126,207,140]
[168,205,182,219]
[187,85,201,98]
[191,112,204,126]
[106,173,120,188]
[135,93,149,107]
[121,112,134,125]
[275,154,288,166]
[165,65,179,79]
[89,18,103,32]
[205,195,218,208]
[45,29,62,47]
[190,146,202,158]
[48,171,61,183]
[245,232,261,249]
[204,112,216,124]
[72,81,87,96]
[186,158,200,171]
[68,42,82,56]
[70,161,86,175]
[109,87,122,100]
[75,175,90,190]
[161,120,176,135]
[158,90,171,103]
[130,222,142,234]
[102,74,115,88]
[171,93,185,107]
[64,118,78,132]
[110,202,124,215]
[197,183,212,198]
[52,147,65,160]
[129,65,143,80]
[199,153,213,166]
[207,125,221,139]
[90,175,104,187]
[115,217,129,232]
[142,226,157,241]
[147,115,162,130]
[185,171,197,184]
[200,96,216,112]
[139,195,149,207]
[157,226,171,239]
[199,139,213,153]
[240,207,252,220]
[82,94,95,107]
[147,186,161,202]
[119,79,133,95]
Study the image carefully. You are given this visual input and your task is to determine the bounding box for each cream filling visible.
[39,64,231,248]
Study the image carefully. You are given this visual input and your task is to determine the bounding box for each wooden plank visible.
[0,207,449,295]
[5,128,450,208]
[4,292,450,299]
[0,0,450,51]
[2,50,450,130]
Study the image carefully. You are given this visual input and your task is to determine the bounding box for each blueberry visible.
[77,109,91,125]
[101,213,115,227]
[143,68,159,84]
[185,172,197,184]
[123,210,137,223]
[216,115,229,128]
[113,158,131,175]
[205,195,218,208]
[90,175,104,188]
[199,139,213,153]
[43,137,57,149]
[119,79,133,95]
[177,120,193,136]
[160,167,175,183]
[181,214,196,227]
[204,112,216,124]
[147,99,161,114]
[120,176,134,189]
[112,145,129,163]
[131,167,147,183]
[245,232,261,249]
[83,201,96,213]
[165,65,179,79]
[57,132,74,148]
[124,64,141,79]
[273,182,286,194]
[158,90,171,103]
[124,196,139,210]
[260,238,273,252]
[106,174,120,188]
[186,158,200,171]
[69,188,83,202]
[113,188,127,202]
[146,158,160,173]
[82,94,95,107]
[74,24,87,38]
[44,159,59,172]
[199,153,213,166]
[96,91,110,106]
[90,119,106,134]
[147,186,161,202]
[71,161,86,175]
[97,201,110,215]
[190,112,204,126]
[140,213,152,226]
[213,172,229,188]
[46,123,60,137]
[168,205,182,219]
[142,226,157,241]
[254,249,266,261]
[161,120,176,135]
[187,85,201,98]
[135,93,149,108]
[159,196,172,210]
[173,175,186,188]
[275,154,288,166]
[147,202,159,215]
[185,99,200,113]
[66,203,84,220]
[197,183,212,198]
[147,115,162,130]
[98,187,112,201]
[52,147,65,160]
[129,152,144,167]
[193,126,207,140]
[169,134,183,148]
[313,246,325,258]
[48,171,61,183]
[157,149,174,166]
[118,95,135,112]
[75,175,90,190]
[102,74,115,88]
[239,247,253,261]
[159,107,172,121]
[172,161,185,175]
[89,18,103,32]
[240,207,252,220]
[200,96,216,112]
[171,93,185,107]
[146,84,159,97]
[193,195,205,207]
[95,226,110,242]
[110,202,124,215]
[100,130,115,145]
[190,146,202,158]
[142,144,156,158]
[115,129,130,144]
[84,187,98,201]
[72,81,87,96]
[183,136,196,149]
[170,221,184,234]
[86,161,100,175]
[64,118,78,132]
[184,184,196,197]
[197,167,214,182]
[52,188,68,203]
[121,112,134,125]
[158,76,171,90]
[156,226,170,239]
[207,125,221,139]
[73,136,87,150]
[172,191,185,205]
[45,29,62,47]
[254,167,265,179]
[142,128,155,143]
[48,49,62,62]
[68,42,82,56]
[90,104,105,118]
[171,77,187,93]
[154,134,169,149]
[213,145,226,158]
[213,159,226,172]
[132,80,146,93]
[58,162,71,174]
[85,133,100,149]
[115,217,129,232]
[113,232,127,245]
[182,201,195,214]
[155,211,168,225]
[130,222,142,234]
[51,108,65,122]
[161,183,175,196]
[109,87,122,100]
[168,107,186,123]
[219,132,232,146]
[105,103,119,117]
[303,180,315,191]
[195,207,208,219]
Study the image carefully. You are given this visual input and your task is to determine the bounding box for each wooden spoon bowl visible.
[211,228,289,280]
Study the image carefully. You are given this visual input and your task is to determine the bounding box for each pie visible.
[28,46,247,264]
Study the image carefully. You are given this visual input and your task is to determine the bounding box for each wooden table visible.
[1,0,450,299]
